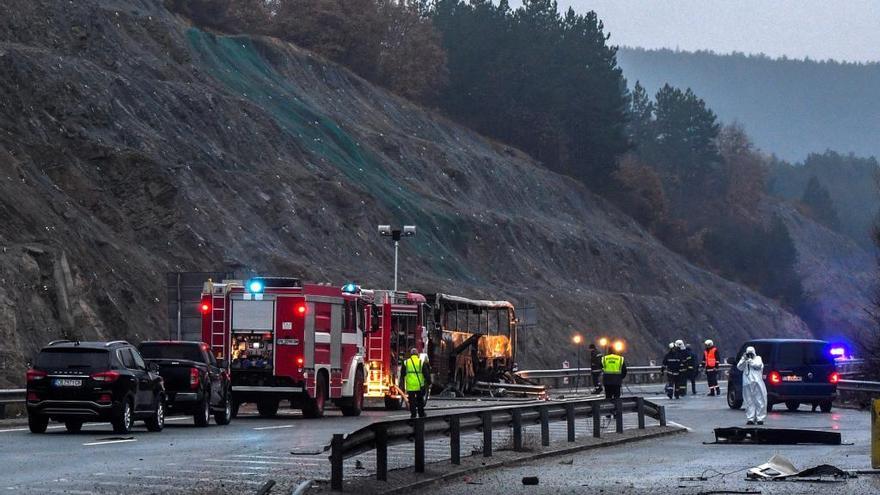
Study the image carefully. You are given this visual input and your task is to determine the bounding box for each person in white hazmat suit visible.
[736,346,767,425]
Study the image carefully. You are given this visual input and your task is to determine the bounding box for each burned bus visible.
[425,294,517,395]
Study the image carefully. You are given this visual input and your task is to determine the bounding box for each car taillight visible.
[190,367,200,390]
[768,371,781,385]
[27,391,39,402]
[829,371,840,384]
[91,371,120,383]
[26,369,47,383]
[98,394,112,403]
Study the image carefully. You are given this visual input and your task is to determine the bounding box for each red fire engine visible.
[200,277,365,418]
[350,287,429,410]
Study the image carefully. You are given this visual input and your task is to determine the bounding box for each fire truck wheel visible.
[340,368,364,417]
[257,399,280,418]
[303,372,328,419]
[384,396,403,411]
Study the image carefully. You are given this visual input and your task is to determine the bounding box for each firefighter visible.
[601,347,627,400]
[400,347,430,419]
[678,341,694,397]
[703,339,721,396]
[685,343,698,395]
[661,342,681,399]
[589,343,603,394]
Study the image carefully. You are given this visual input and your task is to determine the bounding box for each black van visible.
[726,339,838,412]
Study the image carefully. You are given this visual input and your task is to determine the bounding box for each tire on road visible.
[194,390,211,427]
[785,401,799,412]
[257,399,280,418]
[302,372,327,419]
[214,388,233,425]
[28,414,49,434]
[340,368,364,417]
[64,420,83,433]
[146,394,165,432]
[112,397,135,434]
[820,400,833,413]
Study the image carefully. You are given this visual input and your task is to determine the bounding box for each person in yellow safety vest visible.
[400,347,431,419]
[601,350,628,400]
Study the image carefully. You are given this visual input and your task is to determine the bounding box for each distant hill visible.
[617,47,880,162]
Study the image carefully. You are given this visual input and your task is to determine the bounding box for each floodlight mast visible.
[378,224,416,291]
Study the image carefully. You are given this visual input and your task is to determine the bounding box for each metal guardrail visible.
[0,389,25,404]
[838,379,880,393]
[327,396,666,490]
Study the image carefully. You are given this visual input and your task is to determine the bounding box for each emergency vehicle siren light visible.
[342,283,360,294]
[829,345,846,357]
[200,302,211,314]
[247,279,264,293]
[613,340,625,353]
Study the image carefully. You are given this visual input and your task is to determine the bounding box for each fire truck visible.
[350,286,429,410]
[200,277,365,418]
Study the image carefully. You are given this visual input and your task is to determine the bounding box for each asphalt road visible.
[433,384,879,495]
[4,383,876,494]
[0,397,559,494]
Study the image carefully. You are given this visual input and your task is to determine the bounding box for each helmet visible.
[704,339,714,347]
[668,342,675,349]
[675,339,685,350]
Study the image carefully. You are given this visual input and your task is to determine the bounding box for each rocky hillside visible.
[0,0,811,386]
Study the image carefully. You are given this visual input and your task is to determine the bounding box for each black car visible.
[138,341,232,426]
[726,338,838,413]
[26,340,166,433]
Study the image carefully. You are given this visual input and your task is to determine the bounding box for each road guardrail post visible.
[512,409,523,451]
[615,399,623,433]
[539,406,550,446]
[414,418,426,473]
[592,402,601,438]
[450,416,461,465]
[659,404,667,427]
[566,403,575,442]
[375,425,388,481]
[636,397,645,429]
[331,433,344,491]
[481,411,493,457]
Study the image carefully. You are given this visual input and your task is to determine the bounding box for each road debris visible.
[747,454,854,482]
[522,476,539,485]
[709,427,841,445]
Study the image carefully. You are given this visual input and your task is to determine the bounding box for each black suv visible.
[726,339,838,413]
[26,340,166,434]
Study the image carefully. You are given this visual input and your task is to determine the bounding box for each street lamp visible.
[573,334,583,393]
[378,224,416,292]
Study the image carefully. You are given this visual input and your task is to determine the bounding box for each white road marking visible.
[667,421,693,432]
[253,424,296,430]
[0,428,28,433]
[232,454,295,461]
[83,438,137,446]
[206,459,290,465]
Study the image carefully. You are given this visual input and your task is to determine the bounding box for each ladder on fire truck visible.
[208,282,227,358]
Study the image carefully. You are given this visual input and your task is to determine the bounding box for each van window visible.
[777,342,832,366]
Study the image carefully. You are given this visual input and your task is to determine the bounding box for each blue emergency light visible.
[342,283,360,294]
[248,279,264,293]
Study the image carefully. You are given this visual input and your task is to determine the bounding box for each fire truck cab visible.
[350,287,429,410]
[201,277,365,418]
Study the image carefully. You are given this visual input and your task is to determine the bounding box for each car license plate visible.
[782,375,802,382]
[53,378,83,387]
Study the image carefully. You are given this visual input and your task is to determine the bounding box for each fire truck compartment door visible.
[304,302,315,367]
[330,303,342,369]
[232,299,275,331]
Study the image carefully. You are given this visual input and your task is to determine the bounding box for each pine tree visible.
[801,176,841,231]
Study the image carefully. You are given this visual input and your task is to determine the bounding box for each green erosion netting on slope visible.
[186,30,475,282]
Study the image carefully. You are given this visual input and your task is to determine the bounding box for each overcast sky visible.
[554,1,880,63]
